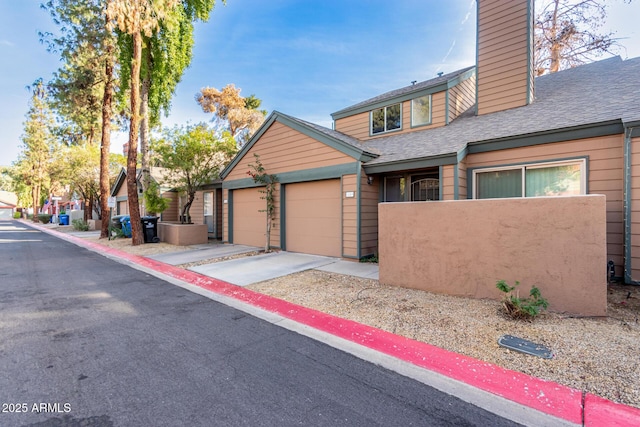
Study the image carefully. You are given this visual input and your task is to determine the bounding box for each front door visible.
[203,191,214,234]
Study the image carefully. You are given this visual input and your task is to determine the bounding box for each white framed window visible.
[411,95,432,127]
[472,159,587,199]
[371,103,401,135]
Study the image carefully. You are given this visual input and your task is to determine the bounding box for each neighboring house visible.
[0,191,17,219]
[110,167,178,221]
[221,0,640,284]
[110,168,223,238]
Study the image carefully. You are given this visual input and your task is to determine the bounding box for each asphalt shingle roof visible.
[331,66,476,118]
[363,56,640,166]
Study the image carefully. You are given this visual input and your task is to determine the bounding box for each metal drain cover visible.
[498,335,554,359]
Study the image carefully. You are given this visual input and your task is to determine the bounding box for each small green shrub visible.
[13,212,21,219]
[359,254,379,263]
[496,280,549,320]
[72,219,89,231]
[37,214,52,224]
[109,224,125,239]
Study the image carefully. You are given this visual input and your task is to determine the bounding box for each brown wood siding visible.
[477,0,533,115]
[161,192,179,222]
[465,134,624,274]
[342,174,358,257]
[334,112,369,140]
[630,137,640,280]
[225,121,354,181]
[334,92,448,141]
[190,191,204,225]
[117,201,128,216]
[442,165,455,200]
[360,171,379,257]
[222,189,229,242]
[448,75,476,123]
[216,188,223,239]
[115,181,127,198]
[457,161,467,199]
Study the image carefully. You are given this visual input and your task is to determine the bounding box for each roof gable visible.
[221,111,379,179]
[110,167,127,196]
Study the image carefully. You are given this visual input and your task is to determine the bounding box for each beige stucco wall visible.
[158,223,208,246]
[379,195,607,316]
[465,133,624,279]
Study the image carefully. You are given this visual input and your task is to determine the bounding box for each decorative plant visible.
[496,280,549,320]
[247,153,278,252]
[37,214,52,224]
[72,218,89,231]
[143,181,169,217]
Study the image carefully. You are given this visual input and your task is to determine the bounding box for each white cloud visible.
[0,40,14,47]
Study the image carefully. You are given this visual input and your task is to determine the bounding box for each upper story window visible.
[411,95,431,127]
[371,103,401,135]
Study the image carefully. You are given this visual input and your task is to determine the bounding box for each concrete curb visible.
[22,221,640,426]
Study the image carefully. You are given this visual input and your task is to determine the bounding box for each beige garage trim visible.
[285,179,341,257]
[232,187,265,247]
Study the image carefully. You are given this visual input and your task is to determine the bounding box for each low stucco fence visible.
[158,222,208,246]
[378,195,607,316]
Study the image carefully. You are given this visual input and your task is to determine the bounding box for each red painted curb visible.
[25,222,639,424]
[584,393,640,427]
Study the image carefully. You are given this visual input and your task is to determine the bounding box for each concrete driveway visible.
[188,250,379,286]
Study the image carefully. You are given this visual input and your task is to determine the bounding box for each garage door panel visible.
[286,180,341,257]
[233,188,264,247]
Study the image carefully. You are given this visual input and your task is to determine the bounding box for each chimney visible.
[123,142,129,157]
[476,0,534,115]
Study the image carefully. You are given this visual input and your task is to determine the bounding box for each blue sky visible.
[1,0,639,167]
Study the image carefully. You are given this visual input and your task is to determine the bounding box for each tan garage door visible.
[286,180,341,257]
[232,188,265,247]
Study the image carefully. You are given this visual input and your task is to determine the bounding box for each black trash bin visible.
[141,216,160,243]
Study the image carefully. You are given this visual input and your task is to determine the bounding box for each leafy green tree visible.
[196,84,267,147]
[535,0,628,76]
[143,181,169,216]
[151,123,236,223]
[16,80,56,220]
[107,0,180,245]
[0,167,13,192]
[51,144,101,221]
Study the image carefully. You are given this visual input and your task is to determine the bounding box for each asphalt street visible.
[0,220,519,426]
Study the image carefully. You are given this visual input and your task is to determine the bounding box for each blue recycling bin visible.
[59,214,69,225]
[120,216,132,238]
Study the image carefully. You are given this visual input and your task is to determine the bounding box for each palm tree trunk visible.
[127,29,144,246]
[99,26,115,239]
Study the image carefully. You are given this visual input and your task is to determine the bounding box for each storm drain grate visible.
[498,334,554,359]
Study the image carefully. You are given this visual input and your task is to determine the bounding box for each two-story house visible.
[220,0,640,284]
